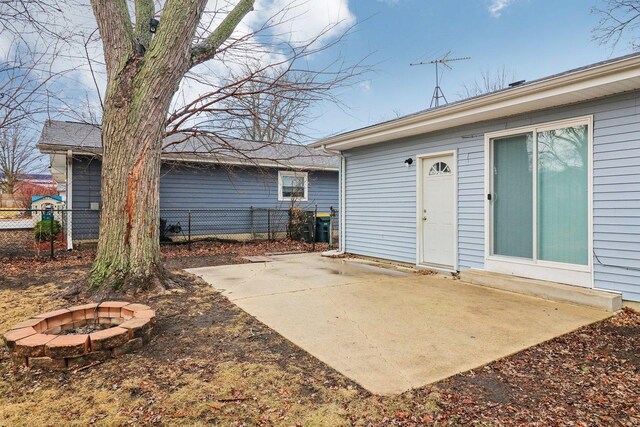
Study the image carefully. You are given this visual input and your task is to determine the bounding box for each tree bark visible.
[90,0,202,290]
[89,65,168,290]
[89,0,254,291]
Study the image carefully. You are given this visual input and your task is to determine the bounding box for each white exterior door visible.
[420,155,455,268]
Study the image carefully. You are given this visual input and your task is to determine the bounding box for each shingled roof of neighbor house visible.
[31,195,63,202]
[37,120,339,171]
[0,173,53,182]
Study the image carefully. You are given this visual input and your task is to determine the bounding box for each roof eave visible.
[37,144,339,172]
[311,54,640,151]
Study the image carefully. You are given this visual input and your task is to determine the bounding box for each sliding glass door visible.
[491,121,589,267]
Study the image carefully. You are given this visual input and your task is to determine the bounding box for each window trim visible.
[483,115,594,288]
[429,161,452,175]
[278,171,308,202]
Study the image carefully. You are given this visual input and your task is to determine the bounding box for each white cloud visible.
[359,80,371,92]
[246,0,355,48]
[488,0,512,18]
[1,0,356,128]
[174,0,357,128]
[0,2,107,123]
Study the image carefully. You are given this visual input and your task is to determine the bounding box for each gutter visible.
[65,149,73,250]
[37,145,340,172]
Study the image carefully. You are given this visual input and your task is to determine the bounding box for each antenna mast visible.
[411,51,470,108]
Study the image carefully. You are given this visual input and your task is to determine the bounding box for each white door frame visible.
[416,150,458,271]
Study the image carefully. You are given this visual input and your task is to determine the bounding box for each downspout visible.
[321,144,345,254]
[66,150,73,250]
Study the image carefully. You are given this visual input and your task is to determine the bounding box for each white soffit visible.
[50,153,67,184]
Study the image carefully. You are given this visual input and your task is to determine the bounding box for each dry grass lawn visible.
[1,242,638,426]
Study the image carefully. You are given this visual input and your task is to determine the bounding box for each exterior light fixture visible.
[149,18,159,33]
[404,158,413,168]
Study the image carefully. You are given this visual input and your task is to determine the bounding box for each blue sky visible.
[4,0,634,147]
[309,0,635,140]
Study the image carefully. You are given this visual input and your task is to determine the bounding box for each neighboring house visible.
[37,121,339,244]
[312,53,640,302]
[0,173,57,208]
[30,195,64,222]
[0,173,54,193]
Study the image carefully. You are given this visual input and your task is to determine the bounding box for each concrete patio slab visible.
[188,254,611,395]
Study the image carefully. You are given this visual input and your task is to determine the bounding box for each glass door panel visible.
[492,134,534,259]
[537,125,589,265]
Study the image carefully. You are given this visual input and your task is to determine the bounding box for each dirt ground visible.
[1,242,638,426]
[1,239,330,275]
[0,229,37,257]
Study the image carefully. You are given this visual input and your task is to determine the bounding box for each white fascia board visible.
[162,154,339,171]
[313,55,640,150]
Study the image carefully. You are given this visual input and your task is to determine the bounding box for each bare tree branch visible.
[0,122,44,194]
[457,66,517,99]
[592,0,640,50]
[83,28,104,110]
[90,0,134,78]
[167,15,368,146]
[134,0,155,50]
[190,0,255,67]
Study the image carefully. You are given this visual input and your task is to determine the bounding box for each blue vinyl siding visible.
[71,159,338,239]
[345,135,484,268]
[343,90,640,301]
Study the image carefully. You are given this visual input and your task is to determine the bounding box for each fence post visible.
[267,209,271,242]
[188,210,192,251]
[312,205,317,251]
[50,208,55,259]
[250,206,255,240]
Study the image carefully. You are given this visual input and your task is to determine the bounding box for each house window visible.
[490,119,589,266]
[429,162,451,175]
[278,171,308,202]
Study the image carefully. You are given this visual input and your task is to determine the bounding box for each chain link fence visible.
[0,206,339,259]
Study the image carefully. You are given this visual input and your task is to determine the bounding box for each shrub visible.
[288,208,311,241]
[34,219,62,242]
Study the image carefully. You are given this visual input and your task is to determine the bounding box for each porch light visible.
[404,158,413,168]
[149,18,159,33]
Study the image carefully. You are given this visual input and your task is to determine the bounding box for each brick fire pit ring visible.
[3,302,155,370]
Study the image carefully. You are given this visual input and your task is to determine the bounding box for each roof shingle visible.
[38,121,339,170]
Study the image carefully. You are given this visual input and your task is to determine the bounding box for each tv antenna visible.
[411,51,470,108]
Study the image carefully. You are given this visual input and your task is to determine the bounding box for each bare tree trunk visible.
[90,88,166,290]
[90,66,172,290]
[87,0,264,291]
[88,26,192,290]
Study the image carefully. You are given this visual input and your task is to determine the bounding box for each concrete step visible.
[459,270,623,312]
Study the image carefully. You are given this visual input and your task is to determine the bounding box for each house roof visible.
[0,173,52,181]
[312,52,640,151]
[31,195,62,202]
[38,121,339,171]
